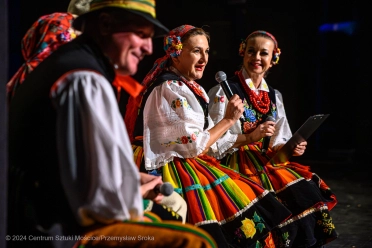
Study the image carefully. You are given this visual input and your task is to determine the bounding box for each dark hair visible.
[181,27,210,44]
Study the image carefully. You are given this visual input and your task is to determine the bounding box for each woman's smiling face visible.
[243,36,274,77]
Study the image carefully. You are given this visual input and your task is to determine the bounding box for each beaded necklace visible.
[236,70,270,114]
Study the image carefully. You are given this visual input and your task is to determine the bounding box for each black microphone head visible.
[215,71,227,83]
[266,116,276,122]
[160,182,174,196]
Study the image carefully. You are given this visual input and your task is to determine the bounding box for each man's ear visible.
[98,12,113,35]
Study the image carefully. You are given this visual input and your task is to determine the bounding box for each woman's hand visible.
[223,94,244,123]
[242,119,276,144]
[139,172,164,204]
[293,141,307,156]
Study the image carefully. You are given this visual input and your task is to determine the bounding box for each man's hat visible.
[72,0,168,36]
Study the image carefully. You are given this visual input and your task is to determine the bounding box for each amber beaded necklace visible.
[236,70,270,114]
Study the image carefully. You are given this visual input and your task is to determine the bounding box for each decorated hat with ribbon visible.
[73,0,168,37]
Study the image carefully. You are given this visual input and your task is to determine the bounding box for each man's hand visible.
[140,172,163,203]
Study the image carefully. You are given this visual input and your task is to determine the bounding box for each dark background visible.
[7,0,372,161]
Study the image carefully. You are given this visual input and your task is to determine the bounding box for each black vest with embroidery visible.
[8,34,117,238]
[227,74,277,134]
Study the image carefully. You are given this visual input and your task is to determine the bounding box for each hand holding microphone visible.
[215,71,246,123]
[261,116,276,155]
[154,182,174,196]
[140,173,174,204]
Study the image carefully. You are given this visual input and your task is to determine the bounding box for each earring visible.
[113,64,119,70]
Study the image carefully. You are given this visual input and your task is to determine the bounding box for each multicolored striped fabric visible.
[131,143,292,247]
[75,219,218,248]
[220,87,339,246]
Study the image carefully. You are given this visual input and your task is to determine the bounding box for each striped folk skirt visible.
[133,145,292,248]
[222,142,338,247]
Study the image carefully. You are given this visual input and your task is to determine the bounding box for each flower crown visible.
[164,35,183,57]
[238,36,281,65]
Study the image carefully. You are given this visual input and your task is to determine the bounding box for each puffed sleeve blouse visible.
[143,79,238,170]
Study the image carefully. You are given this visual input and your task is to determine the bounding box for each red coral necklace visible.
[236,70,270,114]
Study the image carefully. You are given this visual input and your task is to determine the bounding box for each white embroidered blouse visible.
[143,70,238,170]
[207,69,292,152]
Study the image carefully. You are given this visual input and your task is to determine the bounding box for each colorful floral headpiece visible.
[163,25,195,57]
[142,25,195,87]
[238,30,281,65]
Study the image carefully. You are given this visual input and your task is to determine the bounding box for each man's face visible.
[105,23,154,75]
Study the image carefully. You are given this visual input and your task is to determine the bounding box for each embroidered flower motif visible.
[244,108,257,122]
[214,96,225,103]
[233,212,267,246]
[240,218,256,239]
[181,136,189,144]
[243,121,258,134]
[161,131,199,147]
[318,212,336,235]
[264,232,275,248]
[171,98,190,109]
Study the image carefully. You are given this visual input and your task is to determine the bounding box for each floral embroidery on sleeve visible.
[161,131,199,147]
[214,95,225,103]
[171,98,190,110]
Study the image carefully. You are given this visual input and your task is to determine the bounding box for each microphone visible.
[261,116,276,155]
[215,71,245,123]
[154,182,174,196]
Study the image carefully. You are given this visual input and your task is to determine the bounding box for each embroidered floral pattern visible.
[241,98,277,134]
[240,217,256,238]
[214,95,225,103]
[235,212,266,240]
[264,232,276,248]
[161,132,199,147]
[171,98,190,110]
[318,212,335,235]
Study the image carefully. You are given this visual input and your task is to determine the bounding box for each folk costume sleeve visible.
[207,84,241,157]
[143,79,237,169]
[50,70,143,226]
[270,89,292,151]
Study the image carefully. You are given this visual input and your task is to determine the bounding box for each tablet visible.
[269,114,330,165]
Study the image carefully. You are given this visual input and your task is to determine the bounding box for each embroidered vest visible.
[227,75,277,134]
[8,34,116,238]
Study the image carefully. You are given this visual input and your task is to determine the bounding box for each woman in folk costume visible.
[125,24,292,248]
[7,12,77,102]
[207,30,338,247]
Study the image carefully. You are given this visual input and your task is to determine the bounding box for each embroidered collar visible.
[242,68,269,93]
